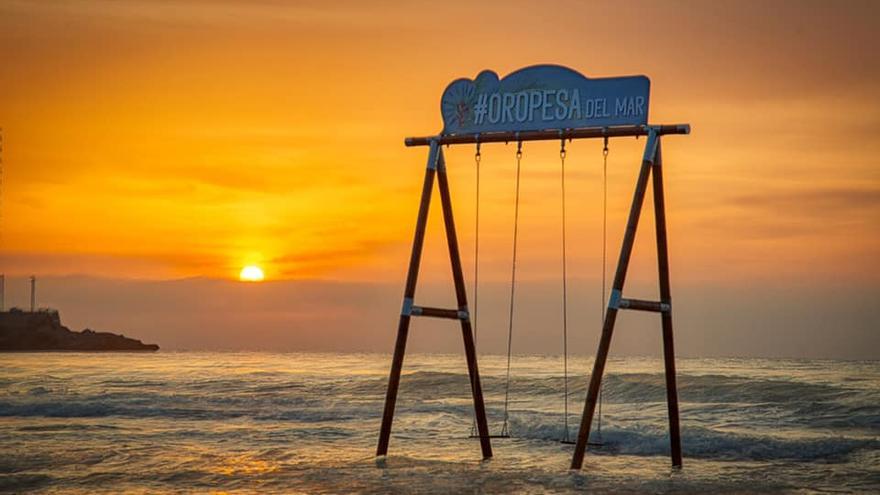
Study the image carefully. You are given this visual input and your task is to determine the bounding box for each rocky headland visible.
[0,308,159,351]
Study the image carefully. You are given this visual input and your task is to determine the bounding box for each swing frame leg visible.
[376,143,437,458]
[571,132,683,470]
[376,142,493,460]
[437,149,493,458]
[653,143,683,468]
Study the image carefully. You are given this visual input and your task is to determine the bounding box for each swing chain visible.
[469,140,481,438]
[560,136,571,444]
[473,139,481,345]
[596,134,610,443]
[500,139,523,439]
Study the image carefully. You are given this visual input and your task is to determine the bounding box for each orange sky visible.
[1,0,878,288]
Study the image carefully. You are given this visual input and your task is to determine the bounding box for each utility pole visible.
[0,274,4,312]
[30,276,35,312]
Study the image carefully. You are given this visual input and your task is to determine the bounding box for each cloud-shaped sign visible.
[440,65,650,135]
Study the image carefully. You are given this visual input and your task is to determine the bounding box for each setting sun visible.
[239,265,265,282]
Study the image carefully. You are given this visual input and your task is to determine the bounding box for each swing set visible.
[376,65,688,470]
[465,131,610,446]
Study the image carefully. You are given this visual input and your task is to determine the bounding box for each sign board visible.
[440,65,650,135]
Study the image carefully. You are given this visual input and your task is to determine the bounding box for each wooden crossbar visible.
[618,298,671,313]
[404,124,689,147]
[410,305,467,320]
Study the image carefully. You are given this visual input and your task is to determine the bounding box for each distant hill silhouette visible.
[0,308,158,351]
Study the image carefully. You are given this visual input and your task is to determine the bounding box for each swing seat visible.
[469,433,511,439]
[560,437,604,446]
[561,441,605,447]
[469,422,511,439]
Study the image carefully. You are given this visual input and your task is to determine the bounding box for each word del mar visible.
[472,89,646,125]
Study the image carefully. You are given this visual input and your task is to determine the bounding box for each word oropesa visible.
[473,89,646,125]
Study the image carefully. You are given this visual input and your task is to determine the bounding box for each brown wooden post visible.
[436,149,493,458]
[571,130,659,469]
[376,141,440,456]
[404,124,690,147]
[652,141,683,467]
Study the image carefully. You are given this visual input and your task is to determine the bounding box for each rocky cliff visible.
[0,309,159,351]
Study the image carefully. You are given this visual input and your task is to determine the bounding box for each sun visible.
[239,265,265,282]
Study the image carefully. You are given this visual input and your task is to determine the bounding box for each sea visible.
[1,352,878,494]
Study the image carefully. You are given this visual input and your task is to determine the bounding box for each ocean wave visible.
[366,371,880,427]
[2,370,877,429]
[504,414,879,462]
[387,370,860,404]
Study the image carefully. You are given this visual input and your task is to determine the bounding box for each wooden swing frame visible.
[376,123,689,470]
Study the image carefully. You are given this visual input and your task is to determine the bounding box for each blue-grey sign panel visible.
[440,65,650,135]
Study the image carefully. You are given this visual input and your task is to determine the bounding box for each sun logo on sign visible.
[441,80,477,132]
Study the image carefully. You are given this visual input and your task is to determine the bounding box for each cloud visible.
[269,239,397,277]
[732,187,880,213]
[686,186,880,243]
